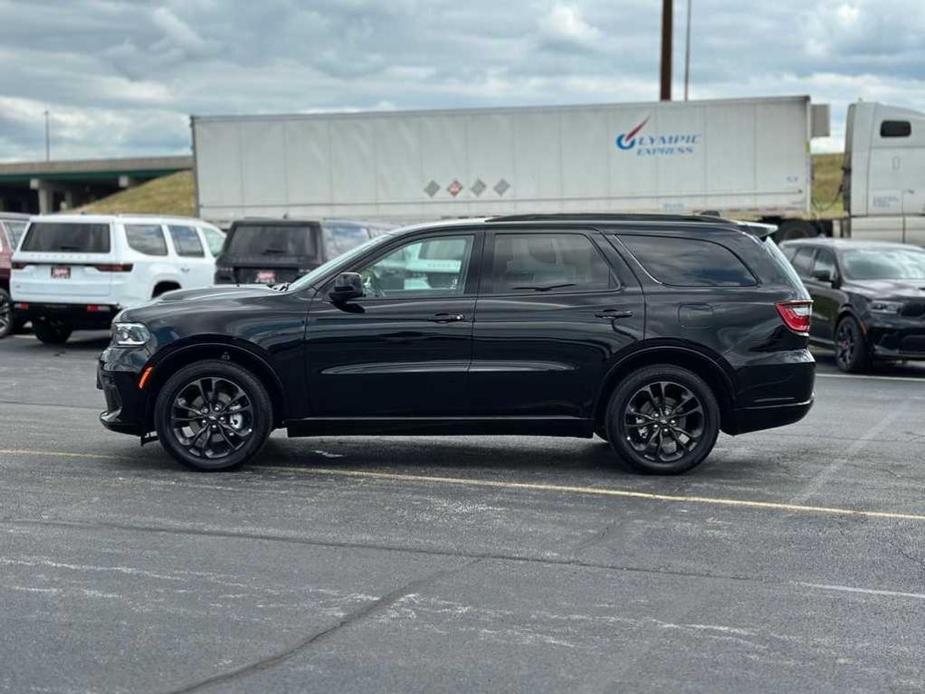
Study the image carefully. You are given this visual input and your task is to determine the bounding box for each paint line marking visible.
[796,582,925,602]
[4,447,925,523]
[816,373,925,384]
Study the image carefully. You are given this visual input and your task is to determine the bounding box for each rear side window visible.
[168,226,204,257]
[489,233,613,294]
[125,224,168,256]
[7,221,27,248]
[881,120,911,138]
[21,222,111,253]
[619,235,755,287]
[226,224,317,257]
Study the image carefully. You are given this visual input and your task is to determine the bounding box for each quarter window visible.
[168,225,205,257]
[619,235,756,287]
[125,224,168,256]
[488,233,613,294]
[358,235,473,298]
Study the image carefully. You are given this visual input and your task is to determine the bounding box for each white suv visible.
[11,214,226,344]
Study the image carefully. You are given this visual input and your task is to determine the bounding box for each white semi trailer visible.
[190,95,923,243]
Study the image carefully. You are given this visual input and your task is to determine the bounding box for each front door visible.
[805,247,840,341]
[306,231,480,417]
[469,229,645,420]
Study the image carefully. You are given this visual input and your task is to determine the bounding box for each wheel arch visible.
[594,343,737,435]
[142,339,287,429]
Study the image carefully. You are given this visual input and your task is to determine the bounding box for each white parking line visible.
[816,373,925,383]
[796,582,925,602]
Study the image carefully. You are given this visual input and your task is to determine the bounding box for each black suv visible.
[99,214,815,474]
[781,238,925,372]
[214,219,392,285]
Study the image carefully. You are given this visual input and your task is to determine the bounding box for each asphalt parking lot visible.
[2,332,925,693]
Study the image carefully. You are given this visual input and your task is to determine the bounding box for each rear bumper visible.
[14,301,118,329]
[725,349,815,435]
[730,398,813,436]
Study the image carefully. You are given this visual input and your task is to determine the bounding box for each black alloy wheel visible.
[606,365,720,474]
[0,289,11,339]
[834,316,869,373]
[154,360,272,471]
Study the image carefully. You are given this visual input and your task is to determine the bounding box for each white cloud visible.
[539,4,602,45]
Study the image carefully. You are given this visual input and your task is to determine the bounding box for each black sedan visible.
[781,238,925,372]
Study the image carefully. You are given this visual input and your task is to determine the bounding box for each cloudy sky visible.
[1,0,923,162]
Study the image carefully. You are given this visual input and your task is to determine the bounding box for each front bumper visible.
[98,346,150,437]
[15,301,118,330]
[867,319,925,360]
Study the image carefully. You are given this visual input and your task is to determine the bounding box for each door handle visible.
[595,309,633,319]
[180,267,190,273]
[428,313,465,323]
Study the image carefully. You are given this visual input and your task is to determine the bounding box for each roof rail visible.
[486,212,735,224]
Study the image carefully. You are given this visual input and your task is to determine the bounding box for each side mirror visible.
[812,268,835,284]
[329,272,364,302]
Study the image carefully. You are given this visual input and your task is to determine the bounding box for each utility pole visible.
[44,110,50,161]
[683,0,692,100]
[660,0,673,101]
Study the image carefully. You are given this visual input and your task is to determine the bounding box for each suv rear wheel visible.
[605,364,721,475]
[33,319,72,345]
[0,288,11,339]
[154,360,272,471]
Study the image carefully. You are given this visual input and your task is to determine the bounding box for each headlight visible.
[869,300,903,314]
[112,322,150,346]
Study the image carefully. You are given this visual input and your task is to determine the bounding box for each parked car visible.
[0,212,31,338]
[213,219,393,286]
[12,214,225,344]
[781,238,925,372]
[99,213,815,474]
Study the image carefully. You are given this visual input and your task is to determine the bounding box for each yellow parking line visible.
[273,466,925,522]
[4,446,924,523]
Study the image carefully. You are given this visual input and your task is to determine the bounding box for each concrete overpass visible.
[0,155,192,214]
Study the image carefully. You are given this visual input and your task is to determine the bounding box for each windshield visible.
[287,231,397,292]
[841,248,925,280]
[226,223,317,257]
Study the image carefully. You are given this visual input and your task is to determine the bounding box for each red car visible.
[0,213,30,338]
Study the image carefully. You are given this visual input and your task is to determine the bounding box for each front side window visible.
[323,222,370,260]
[619,235,756,287]
[489,233,613,294]
[358,235,473,298]
[812,249,837,279]
[125,224,168,256]
[168,225,205,257]
[201,227,225,256]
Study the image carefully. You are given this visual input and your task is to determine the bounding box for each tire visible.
[33,320,72,345]
[605,364,721,475]
[154,359,273,471]
[834,315,870,373]
[0,288,11,339]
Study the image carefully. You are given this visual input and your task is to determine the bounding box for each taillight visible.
[776,301,812,335]
[94,263,134,272]
[86,305,112,313]
[12,261,26,270]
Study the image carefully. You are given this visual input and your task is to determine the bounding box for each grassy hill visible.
[78,170,195,217]
[78,155,845,219]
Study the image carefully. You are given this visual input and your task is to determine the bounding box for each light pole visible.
[44,110,50,161]
[683,0,692,100]
[660,0,673,100]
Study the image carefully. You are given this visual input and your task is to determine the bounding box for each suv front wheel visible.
[605,364,721,475]
[154,360,273,471]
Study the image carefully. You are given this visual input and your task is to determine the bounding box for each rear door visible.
[469,228,645,419]
[12,221,115,301]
